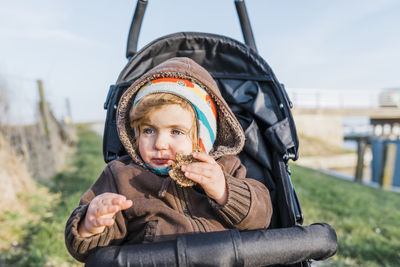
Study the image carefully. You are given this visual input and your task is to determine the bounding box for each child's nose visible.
[154,133,169,150]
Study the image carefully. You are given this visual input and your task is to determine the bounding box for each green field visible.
[291,164,400,266]
[1,126,399,266]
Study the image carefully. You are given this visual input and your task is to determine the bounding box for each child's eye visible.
[172,129,184,135]
[143,128,154,134]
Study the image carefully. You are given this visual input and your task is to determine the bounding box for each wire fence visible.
[0,76,75,182]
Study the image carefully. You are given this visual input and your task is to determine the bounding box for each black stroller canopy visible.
[119,32,275,84]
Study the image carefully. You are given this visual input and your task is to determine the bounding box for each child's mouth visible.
[152,158,171,165]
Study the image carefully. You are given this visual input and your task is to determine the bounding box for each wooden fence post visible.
[381,142,396,189]
[354,138,366,183]
[37,80,50,143]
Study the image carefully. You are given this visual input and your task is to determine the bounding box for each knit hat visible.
[133,77,217,153]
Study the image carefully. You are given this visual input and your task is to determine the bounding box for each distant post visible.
[381,143,396,189]
[37,80,50,143]
[64,98,72,125]
[354,137,367,183]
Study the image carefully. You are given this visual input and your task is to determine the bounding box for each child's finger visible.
[91,193,125,206]
[96,205,120,217]
[182,163,214,178]
[96,217,115,227]
[192,152,216,164]
[110,198,133,210]
[183,171,206,184]
[111,195,131,205]
[120,199,133,210]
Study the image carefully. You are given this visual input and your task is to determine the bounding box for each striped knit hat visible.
[133,77,217,153]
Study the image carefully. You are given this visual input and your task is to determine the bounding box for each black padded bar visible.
[85,223,337,267]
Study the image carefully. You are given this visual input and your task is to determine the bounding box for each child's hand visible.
[78,193,133,238]
[181,152,227,205]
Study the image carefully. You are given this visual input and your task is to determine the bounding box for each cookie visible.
[168,151,200,187]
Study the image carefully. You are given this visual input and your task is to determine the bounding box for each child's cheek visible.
[174,139,193,155]
[138,138,152,164]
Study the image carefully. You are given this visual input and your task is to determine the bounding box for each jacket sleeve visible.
[64,165,128,262]
[209,155,272,230]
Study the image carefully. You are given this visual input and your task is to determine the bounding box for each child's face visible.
[138,104,194,169]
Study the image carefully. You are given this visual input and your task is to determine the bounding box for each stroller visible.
[91,0,338,266]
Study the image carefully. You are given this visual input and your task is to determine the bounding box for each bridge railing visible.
[286,88,379,109]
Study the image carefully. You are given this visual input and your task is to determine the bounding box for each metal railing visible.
[287,88,379,109]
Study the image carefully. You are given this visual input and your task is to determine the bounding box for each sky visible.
[0,0,399,123]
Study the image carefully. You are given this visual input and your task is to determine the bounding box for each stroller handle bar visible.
[86,223,337,266]
[126,0,258,59]
[234,0,257,52]
[126,0,148,59]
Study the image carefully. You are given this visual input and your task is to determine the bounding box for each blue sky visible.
[1,0,399,122]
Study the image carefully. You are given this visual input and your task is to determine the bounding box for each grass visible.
[291,164,400,267]
[0,125,105,266]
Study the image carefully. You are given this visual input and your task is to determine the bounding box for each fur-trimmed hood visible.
[117,57,245,166]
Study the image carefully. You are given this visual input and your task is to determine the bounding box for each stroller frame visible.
[94,1,338,266]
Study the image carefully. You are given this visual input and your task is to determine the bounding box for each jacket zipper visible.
[175,184,206,232]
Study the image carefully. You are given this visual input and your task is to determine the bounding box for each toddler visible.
[65,57,272,262]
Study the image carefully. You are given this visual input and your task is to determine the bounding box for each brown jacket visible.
[65,57,273,262]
